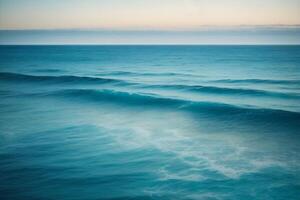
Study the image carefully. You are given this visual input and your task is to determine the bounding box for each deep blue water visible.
[0,45,300,200]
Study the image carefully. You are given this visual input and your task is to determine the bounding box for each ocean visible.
[0,45,300,200]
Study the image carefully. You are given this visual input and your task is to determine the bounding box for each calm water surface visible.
[0,45,300,200]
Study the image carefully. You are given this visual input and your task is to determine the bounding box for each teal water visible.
[0,45,300,200]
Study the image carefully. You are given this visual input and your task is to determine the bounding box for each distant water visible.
[1,45,300,200]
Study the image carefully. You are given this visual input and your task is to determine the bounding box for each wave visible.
[97,71,299,85]
[33,69,67,73]
[1,72,299,100]
[212,79,300,85]
[146,84,300,99]
[0,72,129,85]
[50,89,300,125]
[97,71,202,77]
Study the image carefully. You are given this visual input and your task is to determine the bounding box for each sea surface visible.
[0,45,300,200]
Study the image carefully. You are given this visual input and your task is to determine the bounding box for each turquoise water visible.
[0,45,300,200]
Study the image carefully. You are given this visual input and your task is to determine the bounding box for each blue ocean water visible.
[0,45,300,200]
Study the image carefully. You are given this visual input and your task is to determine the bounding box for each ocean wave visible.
[51,89,300,124]
[2,72,299,100]
[33,69,67,73]
[146,84,300,99]
[98,71,300,85]
[0,72,128,85]
[212,78,300,85]
[97,71,202,77]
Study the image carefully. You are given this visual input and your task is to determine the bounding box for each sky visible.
[0,0,300,44]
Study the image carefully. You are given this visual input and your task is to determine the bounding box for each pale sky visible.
[0,0,300,44]
[0,0,300,30]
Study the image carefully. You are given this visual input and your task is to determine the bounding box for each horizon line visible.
[1,43,300,46]
[1,24,300,31]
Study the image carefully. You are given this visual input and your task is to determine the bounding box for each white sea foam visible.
[88,107,292,181]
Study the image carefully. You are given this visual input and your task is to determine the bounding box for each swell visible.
[212,79,300,85]
[33,69,67,73]
[97,71,201,77]
[97,71,300,85]
[0,72,129,85]
[1,72,299,100]
[50,89,300,125]
[146,84,300,99]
